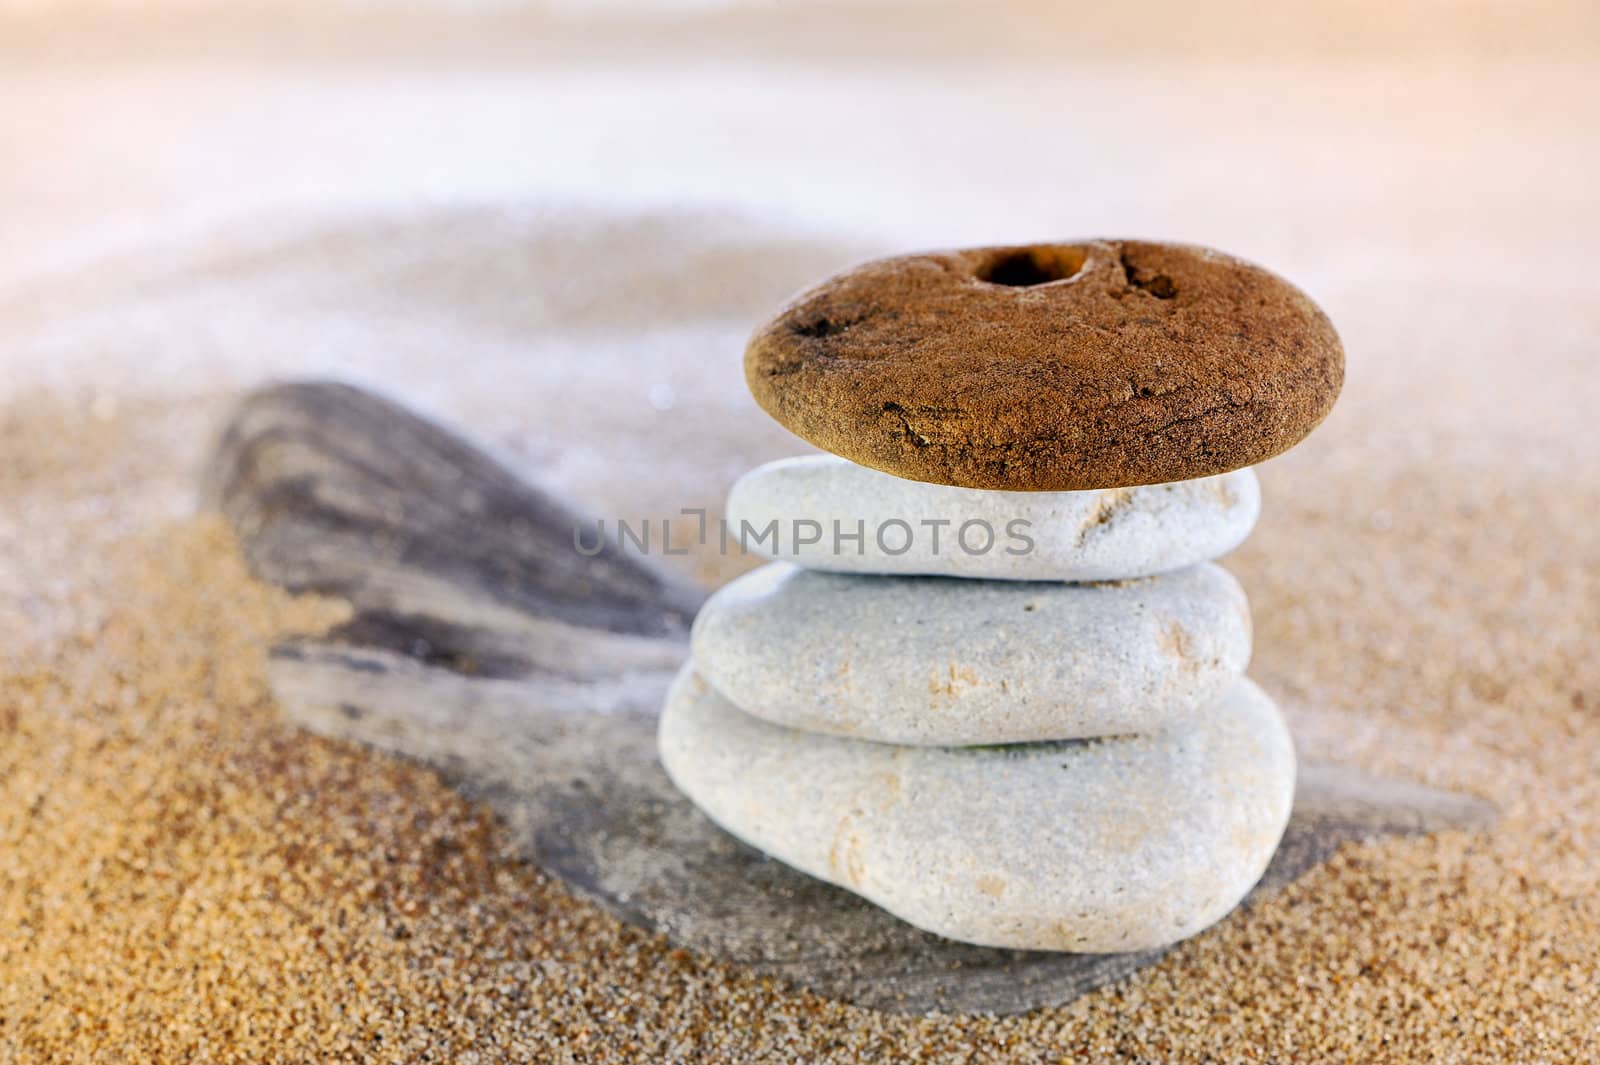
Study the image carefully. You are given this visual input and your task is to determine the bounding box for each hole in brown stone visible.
[976,246,1087,288]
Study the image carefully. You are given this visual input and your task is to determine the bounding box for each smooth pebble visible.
[659,667,1296,952]
[691,561,1252,745]
[724,455,1260,581]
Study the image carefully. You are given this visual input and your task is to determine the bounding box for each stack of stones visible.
[660,240,1344,952]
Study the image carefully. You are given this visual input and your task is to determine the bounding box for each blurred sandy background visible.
[2,2,1598,1061]
[5,1,1597,524]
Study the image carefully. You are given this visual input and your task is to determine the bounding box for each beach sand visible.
[2,7,1598,1060]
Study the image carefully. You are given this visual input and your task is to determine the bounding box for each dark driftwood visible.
[202,381,1497,1016]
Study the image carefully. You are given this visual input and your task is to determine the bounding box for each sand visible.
[4,381,1597,1064]
[3,5,1599,1061]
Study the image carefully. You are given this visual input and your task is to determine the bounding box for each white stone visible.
[724,455,1260,582]
[659,667,1296,952]
[691,561,1251,745]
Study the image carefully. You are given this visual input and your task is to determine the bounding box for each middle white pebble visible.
[692,560,1252,746]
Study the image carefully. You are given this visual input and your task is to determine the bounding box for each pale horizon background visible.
[5,0,1595,572]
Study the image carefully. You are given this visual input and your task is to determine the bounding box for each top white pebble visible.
[724,455,1260,582]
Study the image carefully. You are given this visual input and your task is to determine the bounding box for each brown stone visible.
[744,240,1344,490]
